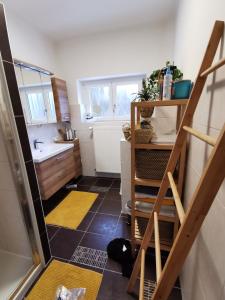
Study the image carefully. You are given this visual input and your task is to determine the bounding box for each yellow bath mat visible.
[45,191,98,229]
[25,259,102,300]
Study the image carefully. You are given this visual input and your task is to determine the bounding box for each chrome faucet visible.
[33,139,43,150]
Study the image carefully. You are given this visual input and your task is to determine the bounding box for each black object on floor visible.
[107,238,133,278]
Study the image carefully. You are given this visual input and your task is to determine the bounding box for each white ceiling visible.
[2,0,178,41]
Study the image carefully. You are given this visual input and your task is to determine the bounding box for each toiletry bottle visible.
[69,129,73,140]
[66,128,69,141]
[163,67,172,100]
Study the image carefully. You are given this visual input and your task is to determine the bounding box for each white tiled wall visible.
[27,123,59,150]
[0,125,32,257]
[174,1,225,298]
[180,83,225,300]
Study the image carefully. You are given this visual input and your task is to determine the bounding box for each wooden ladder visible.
[127,20,225,300]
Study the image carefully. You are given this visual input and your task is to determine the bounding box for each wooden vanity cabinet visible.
[35,140,82,200]
[73,139,82,178]
[51,77,70,122]
[35,148,75,200]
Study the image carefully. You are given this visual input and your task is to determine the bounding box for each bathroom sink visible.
[32,143,73,163]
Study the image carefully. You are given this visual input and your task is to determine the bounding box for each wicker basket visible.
[135,128,154,144]
[136,149,171,179]
[122,123,131,141]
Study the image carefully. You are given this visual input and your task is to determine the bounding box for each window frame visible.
[78,74,146,121]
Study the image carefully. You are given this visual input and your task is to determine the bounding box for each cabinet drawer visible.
[35,142,82,200]
[41,169,76,200]
[36,155,75,181]
[35,148,76,200]
[35,148,74,173]
[40,163,76,191]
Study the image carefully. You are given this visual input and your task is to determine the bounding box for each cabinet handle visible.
[56,155,65,160]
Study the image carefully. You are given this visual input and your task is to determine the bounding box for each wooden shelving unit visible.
[127,21,225,300]
[130,100,188,252]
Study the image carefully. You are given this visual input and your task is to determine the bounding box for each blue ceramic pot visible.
[173,80,192,99]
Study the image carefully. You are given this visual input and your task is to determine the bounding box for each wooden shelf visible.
[135,143,174,150]
[127,199,176,222]
[130,96,187,257]
[134,177,178,187]
[134,177,162,187]
[132,99,188,108]
[133,209,176,223]
[135,195,174,206]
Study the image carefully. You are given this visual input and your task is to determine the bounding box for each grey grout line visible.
[48,178,123,275]
[104,268,122,275]
[47,178,182,296]
[90,211,121,217]
[69,182,121,273]
[100,182,121,275]
[68,189,108,263]
[48,227,60,242]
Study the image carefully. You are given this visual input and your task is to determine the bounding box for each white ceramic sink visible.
[32,143,73,163]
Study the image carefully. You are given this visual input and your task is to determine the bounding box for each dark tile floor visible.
[43,176,182,300]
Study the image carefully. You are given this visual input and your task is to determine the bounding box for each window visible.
[79,74,145,120]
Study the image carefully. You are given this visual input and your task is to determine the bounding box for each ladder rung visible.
[139,249,145,300]
[183,126,217,146]
[167,172,185,224]
[200,56,225,77]
[154,212,162,283]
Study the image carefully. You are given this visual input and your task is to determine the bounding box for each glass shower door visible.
[0,57,41,299]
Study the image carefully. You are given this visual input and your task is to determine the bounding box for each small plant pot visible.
[140,107,154,118]
[173,80,192,99]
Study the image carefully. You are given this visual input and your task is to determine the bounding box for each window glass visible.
[89,86,111,117]
[115,83,138,117]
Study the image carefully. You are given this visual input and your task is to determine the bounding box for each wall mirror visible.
[14,61,56,125]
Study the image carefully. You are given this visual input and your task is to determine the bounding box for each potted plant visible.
[134,78,159,118]
[150,61,183,82]
[150,62,183,99]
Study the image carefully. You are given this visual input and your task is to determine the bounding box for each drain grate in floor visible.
[89,186,110,193]
[71,246,108,269]
[144,279,156,300]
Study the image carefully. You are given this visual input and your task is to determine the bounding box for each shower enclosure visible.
[0,56,42,299]
[0,4,52,299]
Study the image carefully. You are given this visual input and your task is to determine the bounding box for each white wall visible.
[55,21,176,175]
[3,7,60,149]
[56,21,175,103]
[174,1,225,299]
[4,8,57,73]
